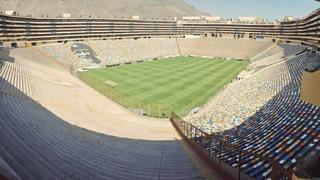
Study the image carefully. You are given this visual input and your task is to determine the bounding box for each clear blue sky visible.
[185,0,319,20]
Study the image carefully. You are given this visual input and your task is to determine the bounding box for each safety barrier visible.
[170,112,293,180]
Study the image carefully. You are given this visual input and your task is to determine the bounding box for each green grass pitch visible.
[78,56,248,118]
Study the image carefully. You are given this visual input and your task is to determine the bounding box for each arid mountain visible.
[0,0,209,19]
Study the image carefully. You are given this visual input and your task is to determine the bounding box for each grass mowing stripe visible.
[109,57,217,81]
[109,57,199,75]
[172,64,245,115]
[118,58,209,88]
[128,57,193,70]
[159,62,239,104]
[98,58,205,90]
[135,61,230,100]
[128,60,225,96]
[79,56,248,117]
[121,60,220,96]
[137,62,231,101]
[123,60,199,77]
[163,63,241,109]
[93,58,224,87]
[179,65,247,115]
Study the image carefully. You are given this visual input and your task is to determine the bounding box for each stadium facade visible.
[0,5,319,180]
[0,9,319,48]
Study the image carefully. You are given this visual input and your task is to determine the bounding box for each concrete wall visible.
[177,38,274,60]
[301,70,320,106]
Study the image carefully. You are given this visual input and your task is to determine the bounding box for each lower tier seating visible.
[0,92,201,180]
[0,49,201,180]
[190,51,320,179]
[188,51,320,133]
[209,87,320,179]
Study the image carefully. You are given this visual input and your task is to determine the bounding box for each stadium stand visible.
[249,44,307,71]
[0,156,20,180]
[0,95,201,179]
[37,43,90,71]
[178,48,320,179]
[0,48,204,180]
[206,86,320,179]
[86,38,179,66]
[177,38,274,60]
[294,140,320,178]
[35,38,180,69]
[251,44,304,62]
[37,38,274,68]
[188,50,320,133]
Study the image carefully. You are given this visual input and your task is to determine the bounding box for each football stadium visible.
[0,0,319,180]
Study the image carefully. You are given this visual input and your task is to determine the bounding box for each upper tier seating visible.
[251,44,306,62]
[178,38,275,60]
[86,38,179,66]
[37,38,274,70]
[37,38,179,69]
[249,44,306,71]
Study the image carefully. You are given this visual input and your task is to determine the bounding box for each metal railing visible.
[170,112,293,180]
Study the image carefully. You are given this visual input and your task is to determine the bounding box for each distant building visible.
[131,16,140,20]
[238,16,263,23]
[5,10,17,16]
[239,16,256,22]
[182,16,201,21]
[63,13,71,18]
[202,16,221,22]
[284,16,295,21]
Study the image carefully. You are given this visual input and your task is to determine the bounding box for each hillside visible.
[0,0,209,19]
